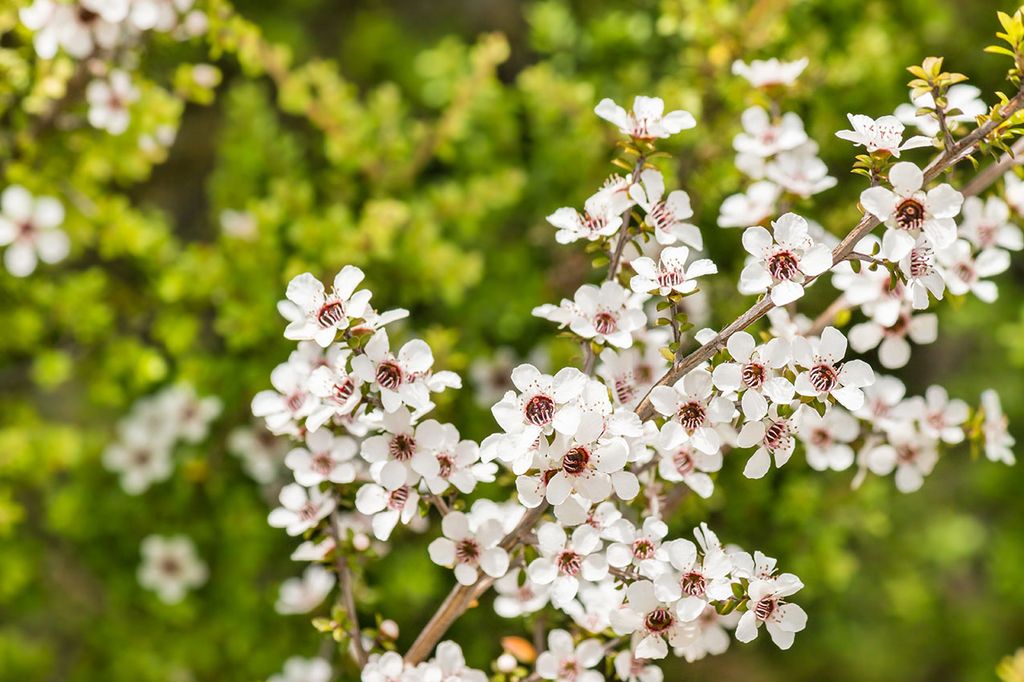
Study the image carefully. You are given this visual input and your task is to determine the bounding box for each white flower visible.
[275,564,335,614]
[860,161,964,261]
[849,306,938,369]
[717,181,780,228]
[711,332,794,422]
[361,408,447,490]
[268,483,336,536]
[491,364,587,453]
[1005,171,1024,215]
[533,281,647,348]
[737,409,797,479]
[898,238,947,309]
[228,423,288,484]
[628,169,702,247]
[86,70,138,134]
[673,604,735,662]
[835,114,932,156]
[937,239,1009,303]
[564,576,624,633]
[629,245,717,296]
[650,421,721,498]
[862,429,939,493]
[547,184,632,244]
[351,330,436,412]
[795,406,859,471]
[252,358,316,436]
[614,648,663,682]
[595,96,696,139]
[606,517,670,578]
[420,424,490,495]
[610,579,687,659]
[894,84,986,137]
[527,522,607,607]
[103,425,174,494]
[421,641,488,682]
[658,526,734,622]
[21,0,126,59]
[959,196,1023,255]
[735,574,807,649]
[792,326,875,410]
[0,185,68,277]
[306,347,364,430]
[535,629,605,682]
[427,511,509,586]
[493,568,550,617]
[913,385,969,444]
[160,384,222,443]
[981,389,1016,465]
[137,534,207,604]
[854,375,914,436]
[284,266,373,347]
[285,428,358,486]
[354,483,419,541]
[739,212,833,305]
[765,144,837,198]
[734,107,808,158]
[649,369,733,454]
[731,57,808,88]
[540,428,638,508]
[271,657,332,682]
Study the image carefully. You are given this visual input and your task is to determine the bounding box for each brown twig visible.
[331,514,369,667]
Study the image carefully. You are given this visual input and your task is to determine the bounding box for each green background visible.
[2,0,1023,680]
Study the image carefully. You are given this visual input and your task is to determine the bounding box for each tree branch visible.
[331,514,369,668]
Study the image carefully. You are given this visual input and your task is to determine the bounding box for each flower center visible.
[753,597,776,621]
[676,401,707,431]
[159,557,182,576]
[896,444,919,464]
[557,660,581,680]
[131,449,153,465]
[375,361,403,390]
[593,312,618,336]
[436,453,454,478]
[332,377,355,403]
[895,198,925,230]
[680,571,707,597]
[909,245,935,278]
[810,428,832,449]
[673,448,696,475]
[311,451,334,475]
[647,202,675,233]
[455,539,479,564]
[286,392,306,413]
[556,550,582,576]
[387,486,409,510]
[297,501,320,522]
[656,263,686,288]
[389,434,416,461]
[767,250,800,281]
[316,300,346,328]
[632,538,656,560]
[808,363,839,393]
[561,446,590,475]
[763,419,791,451]
[644,607,675,633]
[614,376,636,405]
[953,260,976,284]
[524,394,555,427]
[742,361,767,389]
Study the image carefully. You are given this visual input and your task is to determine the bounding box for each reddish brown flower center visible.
[632,538,656,560]
[593,312,618,335]
[673,448,695,475]
[767,250,800,281]
[389,434,416,461]
[895,198,925,230]
[677,401,707,431]
[524,394,555,427]
[562,446,590,475]
[644,607,675,633]
[376,361,403,390]
[680,571,707,597]
[556,550,582,576]
[455,539,479,564]
[742,362,767,389]
[387,486,409,510]
[753,597,776,621]
[808,363,839,393]
[316,300,346,328]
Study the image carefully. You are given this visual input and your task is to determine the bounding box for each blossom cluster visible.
[103,383,221,494]
[243,51,1019,681]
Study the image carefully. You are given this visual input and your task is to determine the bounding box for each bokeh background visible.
[2,0,1024,680]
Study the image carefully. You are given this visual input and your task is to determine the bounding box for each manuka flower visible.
[739,212,833,305]
[595,96,696,139]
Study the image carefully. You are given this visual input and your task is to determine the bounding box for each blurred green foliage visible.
[1,0,1023,680]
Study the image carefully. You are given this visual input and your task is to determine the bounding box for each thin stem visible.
[331,514,369,668]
